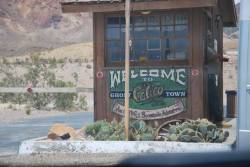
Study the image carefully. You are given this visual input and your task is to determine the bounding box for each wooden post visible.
[124,0,131,141]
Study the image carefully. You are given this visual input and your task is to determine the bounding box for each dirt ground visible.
[0,92,94,123]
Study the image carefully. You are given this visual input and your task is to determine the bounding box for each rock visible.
[224,131,230,138]
[47,132,60,140]
[48,123,77,140]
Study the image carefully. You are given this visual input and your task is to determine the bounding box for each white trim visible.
[239,129,250,133]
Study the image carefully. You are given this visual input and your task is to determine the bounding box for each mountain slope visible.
[0,0,92,57]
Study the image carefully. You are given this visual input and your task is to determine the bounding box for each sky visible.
[234,0,240,4]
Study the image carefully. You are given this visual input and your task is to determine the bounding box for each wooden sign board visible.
[108,67,188,120]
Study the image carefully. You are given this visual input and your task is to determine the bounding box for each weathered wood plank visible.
[93,13,106,121]
[61,0,217,13]
[190,8,205,119]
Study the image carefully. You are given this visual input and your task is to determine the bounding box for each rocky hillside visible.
[0,0,93,57]
[0,1,239,57]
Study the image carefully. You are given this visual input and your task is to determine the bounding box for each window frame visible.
[104,10,192,67]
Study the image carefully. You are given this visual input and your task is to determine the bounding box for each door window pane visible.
[107,17,120,27]
[175,38,189,49]
[148,50,161,60]
[148,26,160,37]
[162,26,174,37]
[134,40,147,57]
[134,27,147,38]
[120,16,125,25]
[134,16,146,26]
[107,41,121,62]
[107,27,120,40]
[148,39,161,50]
[148,16,160,26]
[162,50,175,60]
[106,13,190,64]
[175,49,188,60]
[121,27,133,41]
[161,39,175,50]
[175,25,188,37]
[175,15,188,25]
[161,15,174,25]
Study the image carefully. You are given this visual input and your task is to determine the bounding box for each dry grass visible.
[5,42,93,63]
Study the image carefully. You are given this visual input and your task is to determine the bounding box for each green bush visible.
[28,93,51,110]
[25,105,32,115]
[54,80,76,110]
[163,119,229,143]
[79,95,88,110]
[85,120,156,141]
[48,57,57,68]
[0,55,81,111]
[72,72,78,83]
[57,59,65,64]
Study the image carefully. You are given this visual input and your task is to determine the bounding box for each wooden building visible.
[61,0,237,126]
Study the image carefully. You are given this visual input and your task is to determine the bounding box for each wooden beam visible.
[61,0,217,13]
[124,0,131,141]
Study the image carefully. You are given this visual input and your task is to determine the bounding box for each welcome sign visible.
[108,68,188,120]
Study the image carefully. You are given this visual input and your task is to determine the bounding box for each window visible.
[105,12,190,64]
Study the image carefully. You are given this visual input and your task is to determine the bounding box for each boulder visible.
[48,123,77,140]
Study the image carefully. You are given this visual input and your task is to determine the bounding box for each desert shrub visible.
[74,58,81,63]
[23,55,57,87]
[8,104,13,109]
[25,104,32,115]
[72,72,78,83]
[57,59,65,64]
[78,95,88,110]
[15,58,21,65]
[0,55,81,111]
[85,120,156,141]
[23,58,42,86]
[54,80,76,110]
[12,94,28,105]
[83,58,89,63]
[28,93,51,110]
[54,93,76,110]
[48,57,57,68]
[0,93,13,103]
[60,64,65,69]
[68,58,73,63]
[0,77,27,104]
[162,119,229,143]
[78,59,83,66]
[86,64,92,69]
